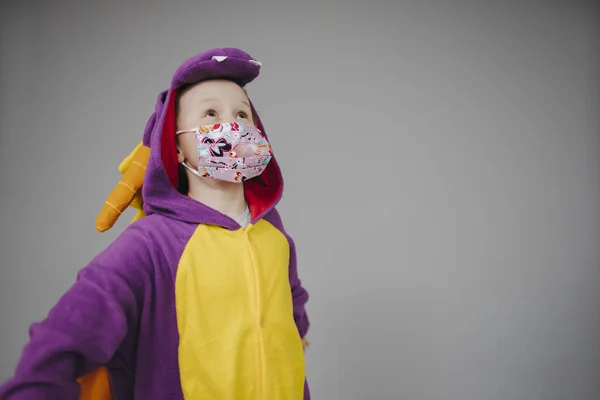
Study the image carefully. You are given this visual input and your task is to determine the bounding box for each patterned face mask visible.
[176,122,272,183]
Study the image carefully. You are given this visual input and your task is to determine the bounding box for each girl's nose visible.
[217,112,236,123]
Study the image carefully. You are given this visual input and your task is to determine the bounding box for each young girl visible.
[0,48,311,400]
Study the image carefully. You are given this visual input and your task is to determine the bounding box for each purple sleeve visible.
[288,236,311,400]
[287,235,312,400]
[0,225,150,399]
[286,234,310,338]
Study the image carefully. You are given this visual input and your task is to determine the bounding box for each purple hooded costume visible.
[0,48,311,400]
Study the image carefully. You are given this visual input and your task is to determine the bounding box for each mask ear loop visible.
[175,127,201,135]
[175,127,202,177]
[180,161,205,178]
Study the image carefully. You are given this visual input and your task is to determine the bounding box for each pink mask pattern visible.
[176,122,272,183]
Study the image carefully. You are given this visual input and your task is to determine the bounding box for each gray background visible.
[1,0,599,399]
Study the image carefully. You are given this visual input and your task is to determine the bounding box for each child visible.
[0,48,311,400]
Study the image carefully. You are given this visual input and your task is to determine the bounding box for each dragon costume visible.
[0,48,311,400]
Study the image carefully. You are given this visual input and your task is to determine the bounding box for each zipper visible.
[243,227,265,399]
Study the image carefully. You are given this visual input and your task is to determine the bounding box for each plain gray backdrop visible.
[1,0,599,399]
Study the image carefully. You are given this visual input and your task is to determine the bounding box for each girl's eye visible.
[204,109,217,117]
[237,111,249,119]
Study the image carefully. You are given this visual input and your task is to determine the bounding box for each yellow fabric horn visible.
[95,142,150,232]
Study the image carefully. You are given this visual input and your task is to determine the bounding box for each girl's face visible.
[176,79,255,167]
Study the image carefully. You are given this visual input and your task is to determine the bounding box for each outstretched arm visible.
[0,226,150,399]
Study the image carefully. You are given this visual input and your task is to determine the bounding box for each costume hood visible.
[95,48,284,231]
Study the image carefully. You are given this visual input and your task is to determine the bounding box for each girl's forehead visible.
[180,79,247,102]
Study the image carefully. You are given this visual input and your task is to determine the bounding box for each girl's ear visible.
[176,146,185,163]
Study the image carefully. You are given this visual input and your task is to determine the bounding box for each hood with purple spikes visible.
[140,48,283,228]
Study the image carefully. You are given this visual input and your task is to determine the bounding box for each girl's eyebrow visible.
[197,98,249,107]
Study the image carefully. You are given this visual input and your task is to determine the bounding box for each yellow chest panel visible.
[175,220,305,400]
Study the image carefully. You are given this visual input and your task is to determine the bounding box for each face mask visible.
[176,122,272,183]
